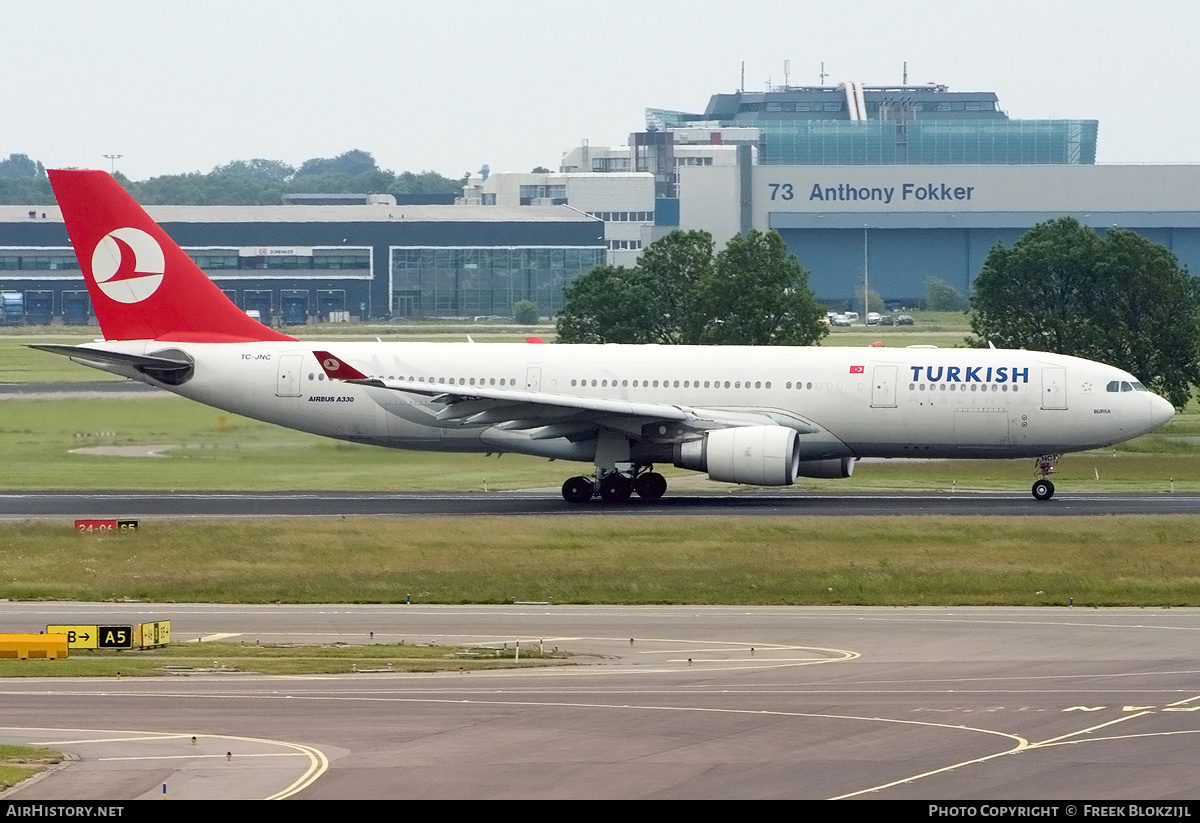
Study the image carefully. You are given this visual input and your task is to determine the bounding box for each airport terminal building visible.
[564,82,1199,307]
[3,81,1198,322]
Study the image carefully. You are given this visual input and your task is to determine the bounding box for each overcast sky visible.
[5,0,1198,180]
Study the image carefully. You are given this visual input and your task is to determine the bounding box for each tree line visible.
[556,229,828,347]
[0,150,462,205]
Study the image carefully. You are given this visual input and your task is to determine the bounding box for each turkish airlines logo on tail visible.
[90,227,166,303]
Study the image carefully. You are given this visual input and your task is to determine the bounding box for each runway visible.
[2,489,1200,517]
[2,604,1199,799]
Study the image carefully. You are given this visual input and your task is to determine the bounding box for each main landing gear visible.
[1031,454,1060,501]
[561,466,668,505]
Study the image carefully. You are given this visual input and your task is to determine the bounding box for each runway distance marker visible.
[75,518,139,533]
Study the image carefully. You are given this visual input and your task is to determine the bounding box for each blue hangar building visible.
[0,202,604,325]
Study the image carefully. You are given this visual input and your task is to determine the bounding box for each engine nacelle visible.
[794,456,856,479]
[673,425,800,486]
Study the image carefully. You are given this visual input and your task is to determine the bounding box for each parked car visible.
[896,314,915,325]
[879,314,895,326]
[844,311,860,323]
[830,314,851,327]
[866,312,882,325]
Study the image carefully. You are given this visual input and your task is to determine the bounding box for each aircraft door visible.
[1041,367,1067,410]
[525,367,542,392]
[276,354,304,397]
[871,365,898,408]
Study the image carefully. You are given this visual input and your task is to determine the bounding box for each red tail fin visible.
[48,169,295,343]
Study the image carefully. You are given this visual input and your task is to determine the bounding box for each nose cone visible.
[1150,393,1175,430]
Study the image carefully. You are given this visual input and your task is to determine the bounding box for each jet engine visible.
[794,456,856,479]
[673,425,801,486]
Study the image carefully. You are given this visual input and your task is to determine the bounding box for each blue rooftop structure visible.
[649,83,1097,165]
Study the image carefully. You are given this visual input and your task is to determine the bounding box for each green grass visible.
[0,641,566,678]
[3,516,1200,606]
[0,744,62,792]
[1,393,1198,493]
[0,395,578,491]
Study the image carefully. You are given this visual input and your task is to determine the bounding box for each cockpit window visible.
[1132,382,1148,391]
[1106,381,1120,392]
[1121,381,1133,392]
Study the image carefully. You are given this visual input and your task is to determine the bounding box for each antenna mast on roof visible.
[903,61,908,84]
[819,62,828,84]
[784,59,790,87]
[740,61,744,92]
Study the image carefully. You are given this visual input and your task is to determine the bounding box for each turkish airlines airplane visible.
[37,170,1175,503]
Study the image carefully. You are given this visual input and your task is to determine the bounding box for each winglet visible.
[314,351,368,380]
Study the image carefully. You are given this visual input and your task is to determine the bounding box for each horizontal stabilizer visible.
[30,344,194,385]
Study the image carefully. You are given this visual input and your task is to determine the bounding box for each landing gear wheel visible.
[1032,479,1055,501]
[599,474,634,504]
[634,472,667,500]
[562,476,594,504]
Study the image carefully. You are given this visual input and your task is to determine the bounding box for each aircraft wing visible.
[314,350,817,440]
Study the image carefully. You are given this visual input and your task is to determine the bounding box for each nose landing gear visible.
[1032,454,1060,501]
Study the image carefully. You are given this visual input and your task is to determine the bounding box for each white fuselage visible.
[79,341,1174,469]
